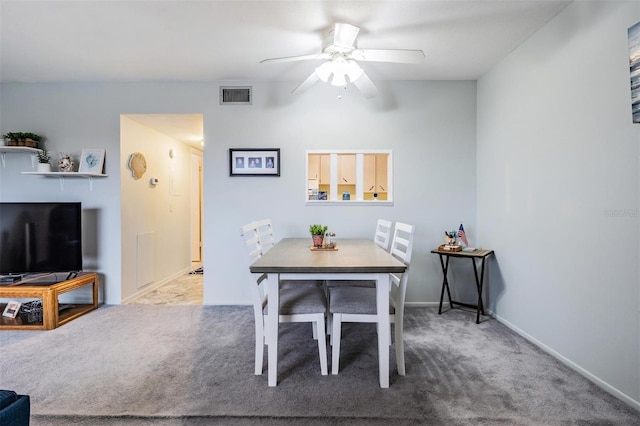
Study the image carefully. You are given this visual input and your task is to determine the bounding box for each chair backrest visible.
[240,219,275,263]
[240,219,275,313]
[373,219,393,251]
[388,222,415,314]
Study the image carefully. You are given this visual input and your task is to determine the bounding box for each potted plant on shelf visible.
[36,150,52,172]
[2,132,22,146]
[23,133,43,148]
[309,224,328,248]
[2,132,44,148]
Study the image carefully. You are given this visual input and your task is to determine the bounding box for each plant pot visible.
[37,163,51,173]
[312,235,324,248]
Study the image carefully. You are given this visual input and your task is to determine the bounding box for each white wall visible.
[204,81,477,305]
[477,0,640,406]
[0,80,478,306]
[119,116,193,301]
[0,84,123,302]
[2,2,639,409]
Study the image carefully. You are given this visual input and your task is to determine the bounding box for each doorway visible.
[121,113,204,304]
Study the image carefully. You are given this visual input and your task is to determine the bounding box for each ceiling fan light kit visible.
[315,57,364,87]
[261,23,424,99]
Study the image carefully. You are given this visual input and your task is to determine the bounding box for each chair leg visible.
[312,322,318,340]
[255,324,264,375]
[316,317,328,375]
[395,320,405,376]
[253,311,267,375]
[331,314,342,374]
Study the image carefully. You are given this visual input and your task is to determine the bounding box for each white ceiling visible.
[0,0,572,143]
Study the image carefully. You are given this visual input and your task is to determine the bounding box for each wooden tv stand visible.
[0,272,98,330]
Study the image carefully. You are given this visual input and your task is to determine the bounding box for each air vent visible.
[220,86,252,105]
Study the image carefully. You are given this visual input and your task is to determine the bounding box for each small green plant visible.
[23,132,43,142]
[309,224,328,236]
[3,132,24,140]
[36,150,51,164]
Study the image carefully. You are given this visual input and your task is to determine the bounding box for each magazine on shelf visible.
[2,301,22,318]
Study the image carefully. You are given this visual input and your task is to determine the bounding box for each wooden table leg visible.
[42,289,56,330]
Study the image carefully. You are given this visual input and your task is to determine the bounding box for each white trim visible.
[404,303,640,410]
[305,149,393,203]
[305,200,393,206]
[405,302,438,307]
[494,312,640,411]
[122,266,192,304]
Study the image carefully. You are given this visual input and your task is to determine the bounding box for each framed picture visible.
[628,21,640,123]
[79,148,106,174]
[229,148,280,176]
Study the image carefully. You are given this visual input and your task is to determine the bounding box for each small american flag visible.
[457,224,469,247]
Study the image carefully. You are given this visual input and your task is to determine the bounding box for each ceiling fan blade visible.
[351,49,425,64]
[333,23,360,49]
[292,72,320,95]
[260,53,329,64]
[352,72,378,99]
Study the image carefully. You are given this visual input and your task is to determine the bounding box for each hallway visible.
[129,272,203,305]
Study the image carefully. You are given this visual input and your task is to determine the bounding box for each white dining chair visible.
[328,221,415,376]
[373,218,393,251]
[325,219,394,335]
[240,219,328,376]
[327,219,393,288]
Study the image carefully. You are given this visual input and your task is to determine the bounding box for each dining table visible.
[249,238,407,388]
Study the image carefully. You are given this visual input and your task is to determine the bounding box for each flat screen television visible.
[0,202,82,276]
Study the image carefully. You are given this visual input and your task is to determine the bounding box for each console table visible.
[0,272,98,330]
[431,248,494,324]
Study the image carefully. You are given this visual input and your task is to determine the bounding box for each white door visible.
[190,152,203,263]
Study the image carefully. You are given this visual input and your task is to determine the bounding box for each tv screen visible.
[0,202,82,275]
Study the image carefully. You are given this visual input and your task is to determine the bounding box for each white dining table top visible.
[250,238,407,274]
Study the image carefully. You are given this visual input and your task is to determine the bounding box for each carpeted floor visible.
[1,305,638,425]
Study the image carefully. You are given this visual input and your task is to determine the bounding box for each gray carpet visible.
[0,305,638,425]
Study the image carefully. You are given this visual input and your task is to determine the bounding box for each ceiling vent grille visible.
[220,86,252,105]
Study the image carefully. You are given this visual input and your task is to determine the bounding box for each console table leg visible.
[471,258,487,324]
[42,290,57,330]
[438,255,453,314]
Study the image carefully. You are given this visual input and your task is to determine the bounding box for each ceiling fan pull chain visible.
[337,86,349,100]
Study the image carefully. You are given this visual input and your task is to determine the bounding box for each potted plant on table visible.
[36,150,52,172]
[309,224,328,248]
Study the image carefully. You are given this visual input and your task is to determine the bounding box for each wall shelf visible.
[0,146,42,168]
[21,172,108,192]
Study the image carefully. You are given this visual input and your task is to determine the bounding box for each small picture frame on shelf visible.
[79,149,105,174]
[2,301,21,318]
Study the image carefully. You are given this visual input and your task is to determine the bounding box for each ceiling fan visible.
[260,23,425,98]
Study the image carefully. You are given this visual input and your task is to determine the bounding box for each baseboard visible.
[122,267,193,304]
[493,312,640,412]
[405,302,439,308]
